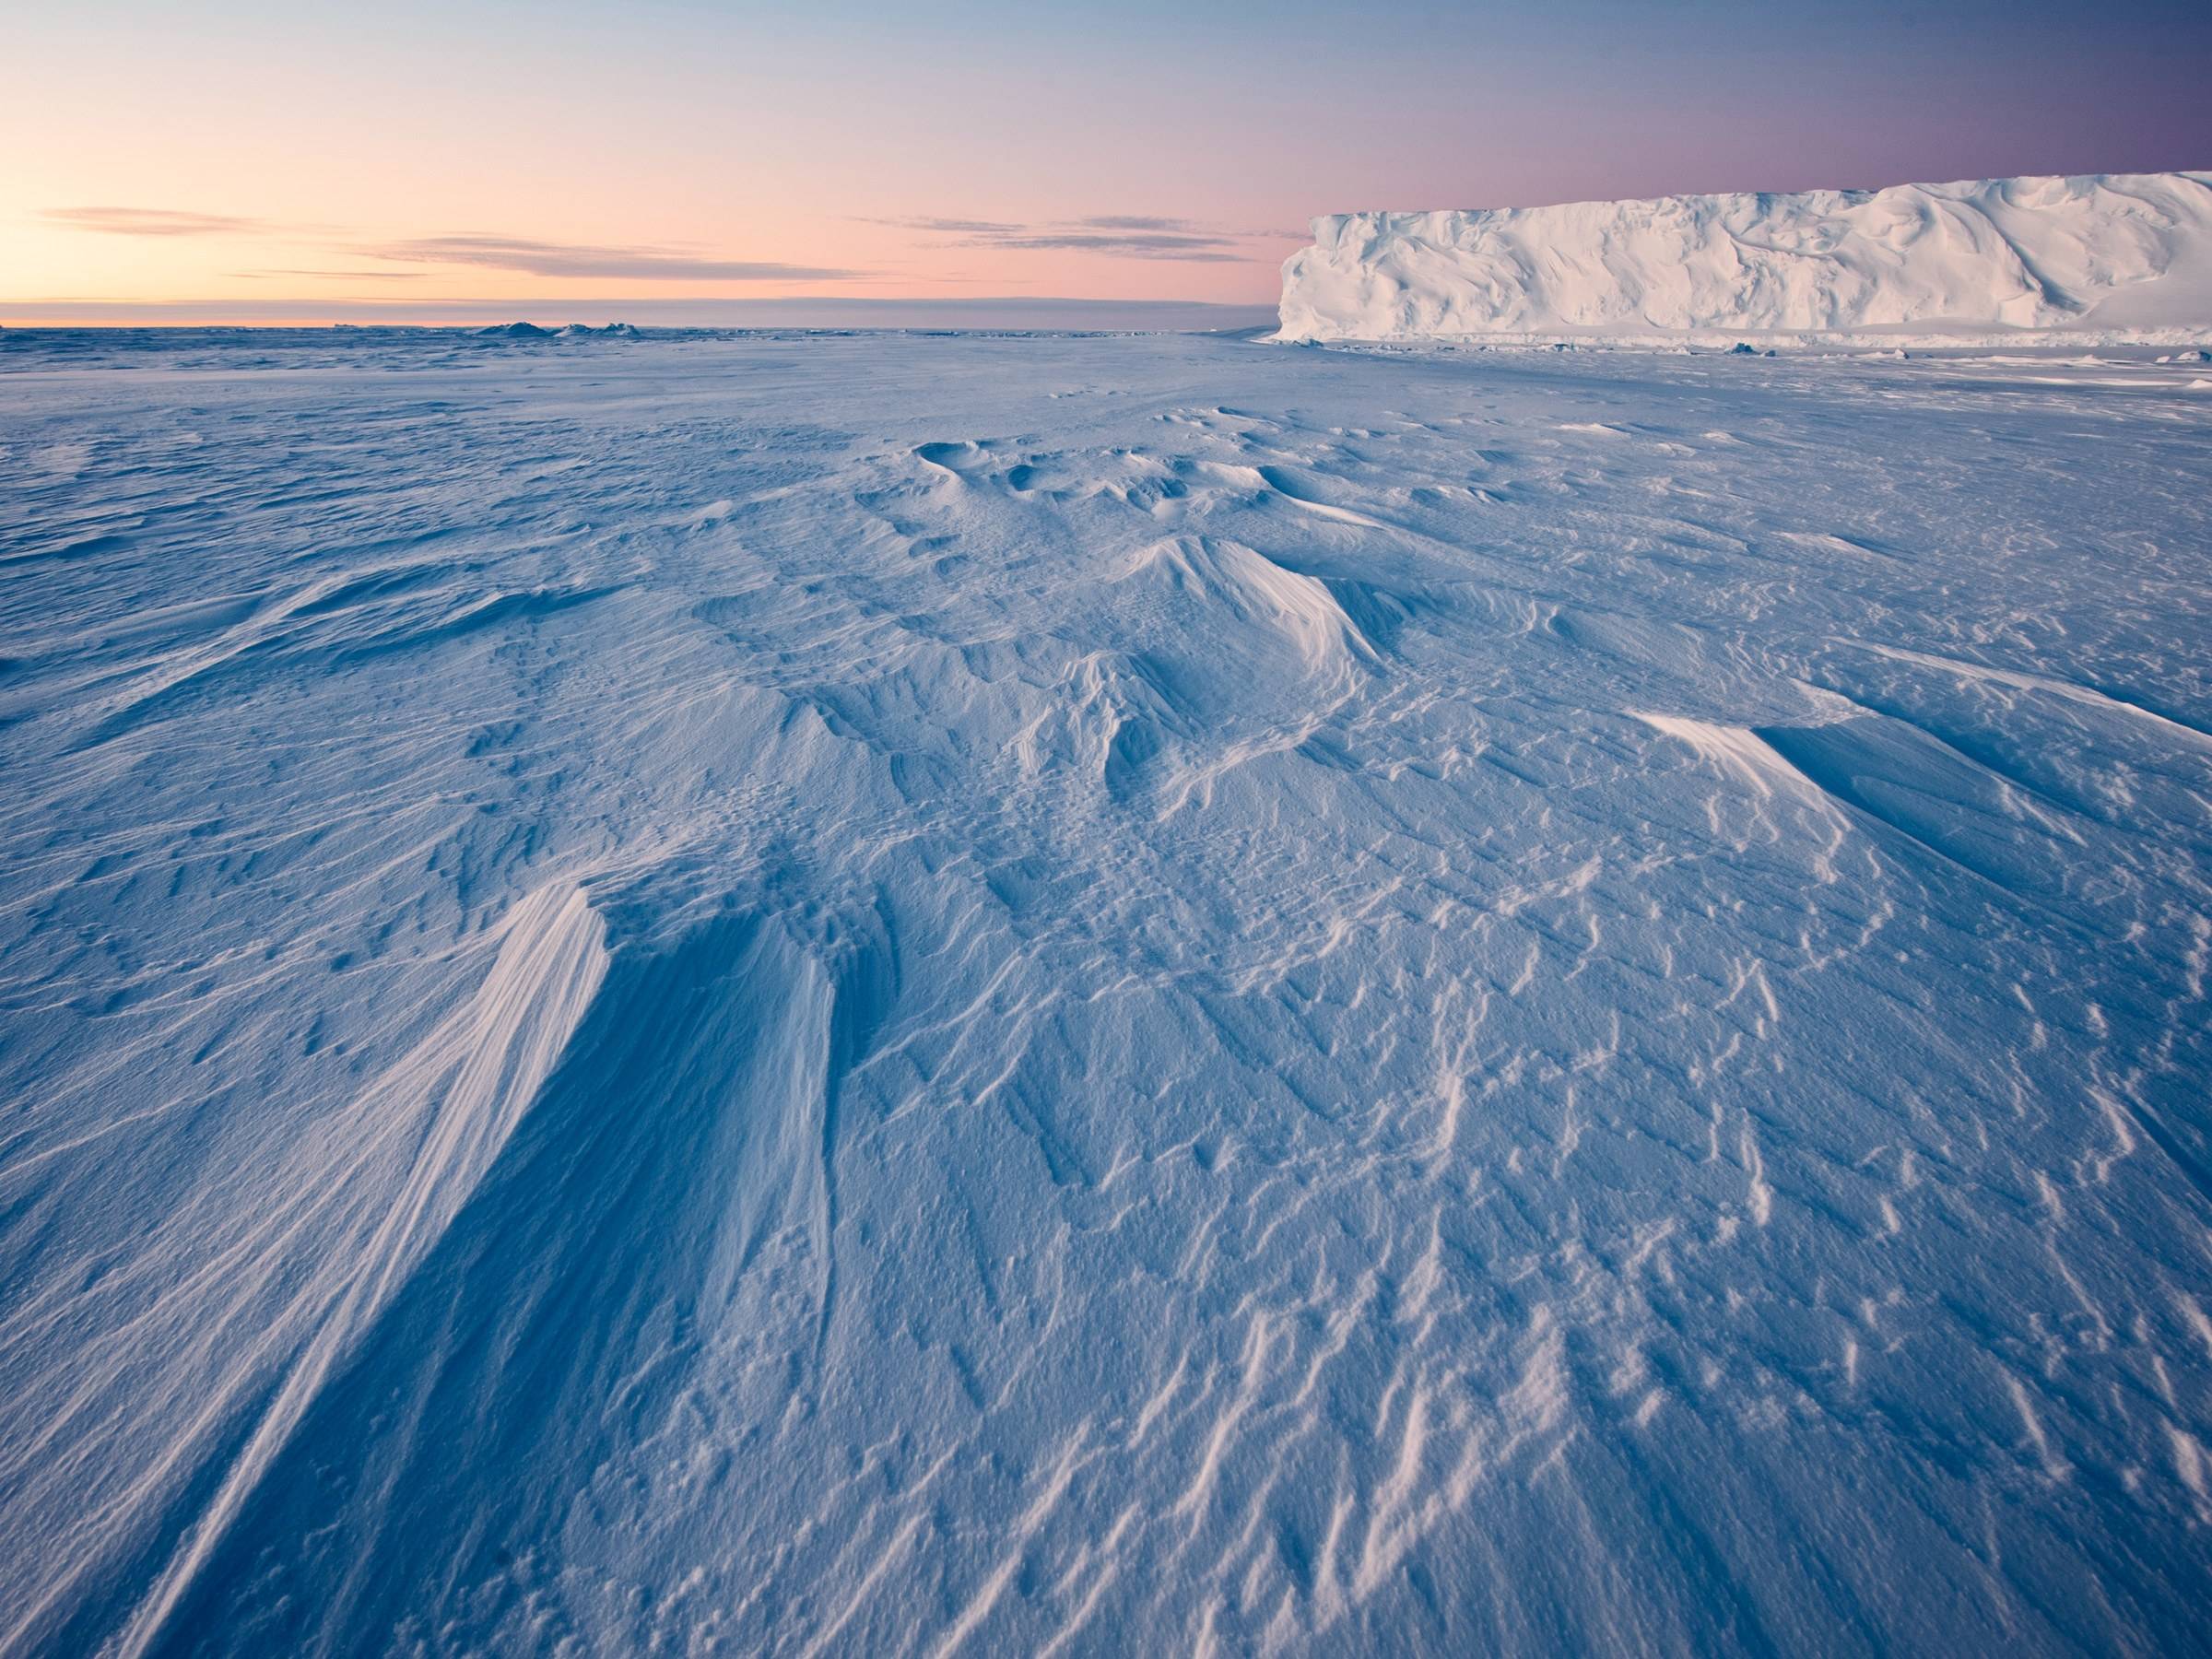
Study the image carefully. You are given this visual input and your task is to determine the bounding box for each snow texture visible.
[2,326,2211,1654]
[1277,172,2212,344]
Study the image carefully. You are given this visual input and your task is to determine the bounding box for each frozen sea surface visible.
[2,328,2209,1654]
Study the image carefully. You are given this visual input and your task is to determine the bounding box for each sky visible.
[6,0,2209,324]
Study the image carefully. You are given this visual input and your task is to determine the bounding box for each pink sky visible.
[7,0,2206,324]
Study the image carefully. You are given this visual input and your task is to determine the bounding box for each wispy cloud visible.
[1070,216,1206,233]
[874,213,1300,263]
[1065,216,1310,241]
[965,229,1245,262]
[42,206,274,237]
[46,208,856,282]
[864,216,1026,235]
[365,235,857,282]
[238,268,429,280]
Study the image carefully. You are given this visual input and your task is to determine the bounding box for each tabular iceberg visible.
[1277,171,2212,343]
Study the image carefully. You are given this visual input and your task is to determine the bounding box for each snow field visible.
[1,329,2209,1653]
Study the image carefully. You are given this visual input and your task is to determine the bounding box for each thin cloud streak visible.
[365,235,859,281]
[963,233,1246,262]
[862,216,1026,235]
[42,206,274,237]
[878,213,1287,263]
[1071,216,1207,232]
[43,210,860,282]
[239,268,429,280]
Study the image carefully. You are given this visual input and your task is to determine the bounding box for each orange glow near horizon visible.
[1,5,1313,324]
[0,208,1303,325]
[2,4,1321,324]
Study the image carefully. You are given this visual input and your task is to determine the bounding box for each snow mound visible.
[1277,172,2212,343]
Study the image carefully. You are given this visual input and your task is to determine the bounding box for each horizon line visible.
[1,294,1283,329]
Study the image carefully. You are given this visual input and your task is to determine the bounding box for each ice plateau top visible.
[1277,171,2212,344]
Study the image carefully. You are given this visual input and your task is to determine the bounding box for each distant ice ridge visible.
[1277,172,2212,344]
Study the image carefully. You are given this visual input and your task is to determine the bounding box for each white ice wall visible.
[1277,172,2212,342]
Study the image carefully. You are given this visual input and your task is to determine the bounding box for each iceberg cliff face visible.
[1277,172,2212,342]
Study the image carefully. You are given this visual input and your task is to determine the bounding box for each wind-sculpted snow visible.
[2,329,2210,1653]
[1278,171,2212,344]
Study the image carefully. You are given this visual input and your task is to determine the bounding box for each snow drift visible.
[1277,171,2212,343]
